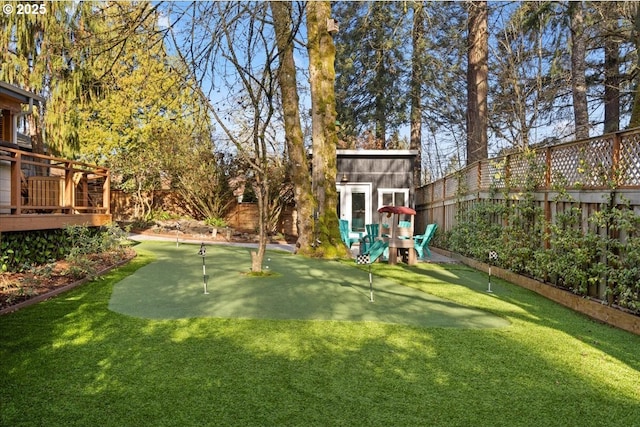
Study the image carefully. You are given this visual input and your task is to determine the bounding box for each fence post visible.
[611,131,621,187]
[441,175,446,232]
[104,169,111,215]
[64,161,73,213]
[10,150,22,215]
[543,147,552,249]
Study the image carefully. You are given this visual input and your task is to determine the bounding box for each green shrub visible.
[204,217,227,228]
[1,230,70,272]
[1,224,130,273]
[443,192,640,313]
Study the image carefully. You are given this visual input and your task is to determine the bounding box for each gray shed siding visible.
[337,150,418,220]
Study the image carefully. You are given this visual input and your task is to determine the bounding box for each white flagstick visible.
[487,251,498,293]
[199,243,208,294]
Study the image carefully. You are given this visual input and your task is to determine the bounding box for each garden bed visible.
[0,248,136,313]
[432,247,640,336]
[128,219,296,245]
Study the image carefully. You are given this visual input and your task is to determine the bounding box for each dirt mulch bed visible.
[0,248,136,314]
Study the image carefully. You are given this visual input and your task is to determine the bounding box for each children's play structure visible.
[342,205,438,266]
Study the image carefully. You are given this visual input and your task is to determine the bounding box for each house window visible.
[378,188,408,207]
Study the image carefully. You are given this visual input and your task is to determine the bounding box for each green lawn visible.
[1,242,639,427]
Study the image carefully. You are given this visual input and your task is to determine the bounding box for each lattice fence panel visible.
[550,143,582,187]
[536,150,548,187]
[507,153,528,188]
[480,160,492,189]
[487,158,507,189]
[550,139,613,188]
[433,180,444,201]
[581,137,613,187]
[619,133,640,186]
[423,185,433,203]
[445,175,458,198]
[465,166,479,192]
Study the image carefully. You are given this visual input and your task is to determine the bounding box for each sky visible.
[154,1,627,179]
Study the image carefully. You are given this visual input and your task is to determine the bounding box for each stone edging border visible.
[431,247,640,336]
[0,255,136,316]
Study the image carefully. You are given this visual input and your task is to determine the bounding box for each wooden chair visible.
[414,223,438,259]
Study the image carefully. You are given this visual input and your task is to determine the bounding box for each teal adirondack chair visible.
[414,223,438,259]
[339,219,359,248]
[360,223,380,253]
[362,239,388,263]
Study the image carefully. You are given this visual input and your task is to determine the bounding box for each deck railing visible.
[0,145,111,232]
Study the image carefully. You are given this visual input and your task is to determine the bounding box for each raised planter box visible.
[432,247,640,336]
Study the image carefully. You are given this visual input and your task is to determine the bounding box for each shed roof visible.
[337,149,418,157]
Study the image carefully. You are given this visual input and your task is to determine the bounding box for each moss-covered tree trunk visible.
[307,1,349,258]
[271,1,316,254]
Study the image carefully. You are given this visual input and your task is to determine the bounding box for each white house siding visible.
[0,160,10,213]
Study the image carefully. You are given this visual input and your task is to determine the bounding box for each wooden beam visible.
[0,214,111,232]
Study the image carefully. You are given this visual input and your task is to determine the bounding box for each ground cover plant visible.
[0,224,134,310]
[1,243,639,427]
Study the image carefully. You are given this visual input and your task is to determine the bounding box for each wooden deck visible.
[0,145,111,232]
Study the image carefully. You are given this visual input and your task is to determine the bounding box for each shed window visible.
[378,189,408,207]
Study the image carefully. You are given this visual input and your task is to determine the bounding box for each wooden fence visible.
[415,128,640,235]
[111,190,297,236]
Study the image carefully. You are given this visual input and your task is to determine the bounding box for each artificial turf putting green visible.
[109,241,510,329]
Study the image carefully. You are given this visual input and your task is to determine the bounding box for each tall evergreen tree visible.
[333,0,408,148]
[410,1,425,185]
[466,0,488,164]
[569,1,590,139]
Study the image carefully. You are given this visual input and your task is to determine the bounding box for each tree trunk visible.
[630,4,640,128]
[466,0,488,165]
[569,2,590,140]
[603,5,620,134]
[410,2,424,186]
[307,1,349,258]
[252,179,269,272]
[271,1,316,254]
[603,19,620,133]
[251,182,268,271]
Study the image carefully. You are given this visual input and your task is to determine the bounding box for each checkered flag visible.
[356,254,370,265]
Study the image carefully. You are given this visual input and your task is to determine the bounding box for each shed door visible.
[337,183,371,233]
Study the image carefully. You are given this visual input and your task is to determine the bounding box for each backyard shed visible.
[336,149,418,234]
